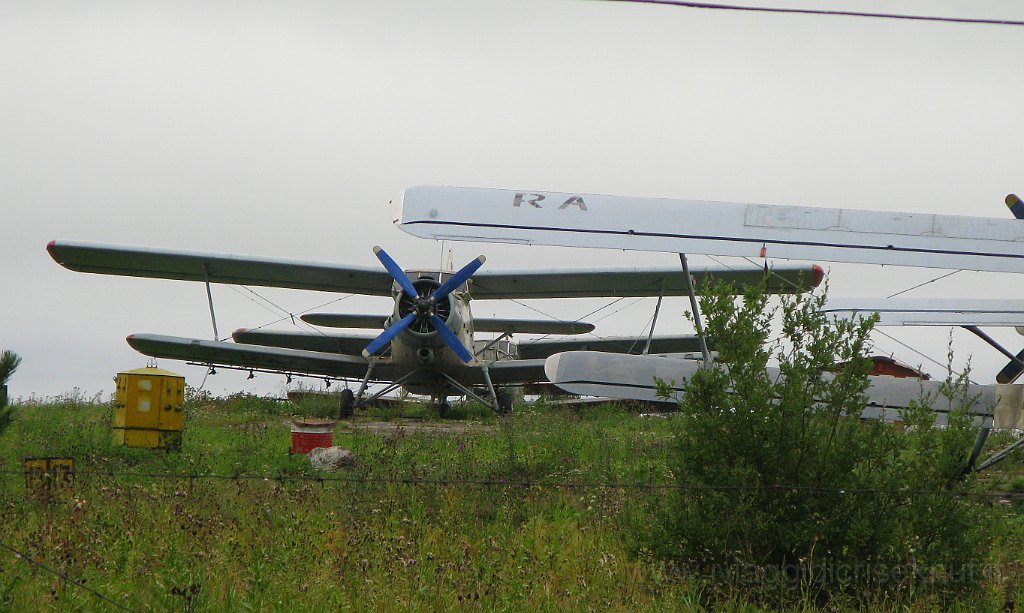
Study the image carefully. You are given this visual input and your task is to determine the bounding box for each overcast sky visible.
[3,0,1024,400]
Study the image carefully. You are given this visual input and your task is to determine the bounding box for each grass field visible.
[1,390,1023,611]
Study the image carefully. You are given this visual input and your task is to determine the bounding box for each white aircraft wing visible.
[48,240,395,295]
[824,299,1024,327]
[394,186,1024,273]
[544,351,998,426]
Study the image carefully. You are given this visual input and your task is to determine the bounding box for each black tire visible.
[339,388,355,418]
[438,401,451,418]
[496,391,513,414]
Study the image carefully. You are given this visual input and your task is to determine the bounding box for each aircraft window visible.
[137,399,151,412]
[137,380,152,391]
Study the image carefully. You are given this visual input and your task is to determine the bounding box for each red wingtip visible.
[126,334,135,342]
[46,240,57,253]
[811,264,825,288]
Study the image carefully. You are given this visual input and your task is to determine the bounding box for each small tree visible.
[0,349,20,408]
[657,278,992,606]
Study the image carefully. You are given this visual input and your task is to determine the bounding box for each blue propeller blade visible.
[430,314,474,363]
[373,246,419,299]
[433,255,486,300]
[362,312,415,357]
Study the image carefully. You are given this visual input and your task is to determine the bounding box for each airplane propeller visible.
[362,246,484,363]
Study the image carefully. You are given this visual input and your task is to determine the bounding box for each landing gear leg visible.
[354,361,376,408]
[480,362,503,414]
[435,368,504,414]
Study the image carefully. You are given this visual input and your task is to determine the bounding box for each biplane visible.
[47,240,821,414]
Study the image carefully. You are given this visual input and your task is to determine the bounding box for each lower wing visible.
[125,334,400,381]
[544,351,997,426]
[516,335,709,360]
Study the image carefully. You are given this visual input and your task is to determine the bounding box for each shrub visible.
[657,278,993,606]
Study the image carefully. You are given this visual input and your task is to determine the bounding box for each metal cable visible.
[873,328,977,385]
[886,270,961,299]
[611,1,1024,27]
[2,467,1020,498]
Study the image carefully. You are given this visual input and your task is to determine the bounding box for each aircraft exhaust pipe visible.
[417,347,435,365]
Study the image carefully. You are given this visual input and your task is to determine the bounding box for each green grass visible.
[0,392,1021,611]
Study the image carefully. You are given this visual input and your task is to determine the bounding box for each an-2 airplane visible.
[47,240,822,415]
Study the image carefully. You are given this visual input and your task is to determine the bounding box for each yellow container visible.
[113,367,185,449]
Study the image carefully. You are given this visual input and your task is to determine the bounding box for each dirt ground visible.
[345,419,493,435]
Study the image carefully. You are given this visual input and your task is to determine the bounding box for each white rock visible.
[308,446,356,471]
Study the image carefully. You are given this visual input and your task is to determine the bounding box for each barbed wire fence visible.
[3,461,1023,610]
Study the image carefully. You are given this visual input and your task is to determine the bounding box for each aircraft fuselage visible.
[385,271,476,399]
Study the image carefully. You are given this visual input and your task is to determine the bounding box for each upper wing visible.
[824,298,1024,327]
[516,335,707,360]
[300,313,390,329]
[231,329,377,354]
[48,240,394,295]
[126,333,401,380]
[301,313,594,335]
[47,239,818,299]
[472,318,594,335]
[469,265,822,298]
[395,185,1024,273]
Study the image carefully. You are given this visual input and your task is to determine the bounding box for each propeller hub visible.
[414,297,433,317]
[397,278,451,334]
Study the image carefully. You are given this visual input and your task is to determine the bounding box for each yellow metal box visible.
[113,367,185,449]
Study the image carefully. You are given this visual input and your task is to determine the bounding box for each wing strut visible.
[962,325,1024,365]
[976,435,1024,472]
[680,254,712,365]
[957,324,1014,471]
[643,279,667,355]
[202,263,219,341]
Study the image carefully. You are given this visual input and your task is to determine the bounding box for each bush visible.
[656,278,994,606]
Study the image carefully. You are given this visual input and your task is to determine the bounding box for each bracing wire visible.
[221,284,366,338]
[873,328,977,385]
[886,270,961,299]
[225,285,330,337]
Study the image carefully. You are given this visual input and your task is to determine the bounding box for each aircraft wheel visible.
[497,391,513,415]
[339,388,355,419]
[438,401,451,418]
